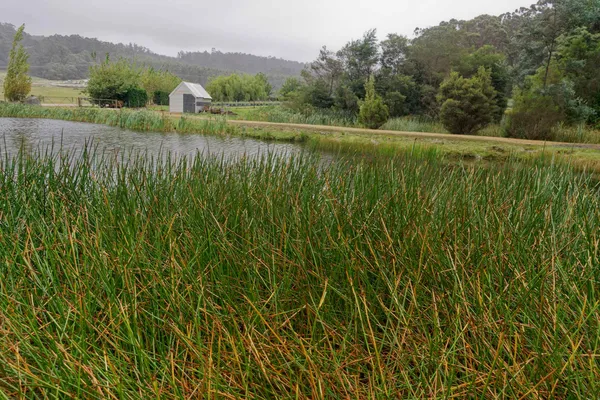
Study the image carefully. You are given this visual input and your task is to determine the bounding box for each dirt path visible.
[166,112,600,150]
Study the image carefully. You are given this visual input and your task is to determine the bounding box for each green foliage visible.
[333,85,360,114]
[438,67,498,135]
[86,58,140,103]
[124,86,148,108]
[240,105,358,127]
[152,90,170,106]
[505,57,597,140]
[556,27,600,123]
[140,68,181,102]
[455,45,510,121]
[358,75,389,129]
[86,58,178,107]
[207,73,272,102]
[3,24,31,102]
[338,29,380,98]
[503,88,563,140]
[278,77,303,100]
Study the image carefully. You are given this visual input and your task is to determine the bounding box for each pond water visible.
[0,118,308,161]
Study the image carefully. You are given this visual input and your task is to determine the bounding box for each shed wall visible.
[169,85,192,113]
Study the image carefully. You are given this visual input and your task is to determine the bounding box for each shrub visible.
[124,86,148,108]
[437,67,497,135]
[503,89,562,141]
[358,75,389,129]
[153,90,170,106]
[504,80,595,141]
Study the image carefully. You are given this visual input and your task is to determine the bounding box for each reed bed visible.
[239,106,358,127]
[0,103,234,136]
[0,146,599,398]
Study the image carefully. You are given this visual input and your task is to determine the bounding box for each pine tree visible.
[358,75,389,129]
[3,24,32,102]
[437,67,497,135]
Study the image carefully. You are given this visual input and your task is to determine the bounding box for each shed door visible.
[183,94,196,113]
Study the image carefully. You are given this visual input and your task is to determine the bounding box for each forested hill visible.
[0,23,305,88]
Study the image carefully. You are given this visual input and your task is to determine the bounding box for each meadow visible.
[0,70,84,103]
[0,143,599,398]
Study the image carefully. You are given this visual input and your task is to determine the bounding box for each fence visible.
[37,97,126,108]
[30,97,281,110]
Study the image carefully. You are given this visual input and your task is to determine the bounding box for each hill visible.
[0,23,305,89]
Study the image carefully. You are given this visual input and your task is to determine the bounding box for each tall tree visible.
[380,33,409,74]
[309,46,343,96]
[338,29,380,98]
[3,24,32,102]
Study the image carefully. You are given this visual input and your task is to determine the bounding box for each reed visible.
[0,103,236,136]
[239,106,358,127]
[0,146,599,398]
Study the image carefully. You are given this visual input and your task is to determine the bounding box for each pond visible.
[0,118,309,161]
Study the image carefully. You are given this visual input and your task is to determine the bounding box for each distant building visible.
[169,82,212,113]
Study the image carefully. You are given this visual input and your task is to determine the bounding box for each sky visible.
[3,0,533,62]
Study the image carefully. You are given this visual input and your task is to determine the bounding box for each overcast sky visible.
[4,0,532,62]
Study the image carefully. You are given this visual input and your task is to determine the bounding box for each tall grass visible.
[239,106,358,127]
[1,146,599,398]
[0,103,234,135]
[381,116,448,133]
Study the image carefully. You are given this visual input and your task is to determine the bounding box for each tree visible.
[380,33,409,74]
[85,57,146,106]
[358,75,389,129]
[3,24,32,102]
[338,29,380,98]
[556,27,600,121]
[279,77,303,100]
[455,45,510,121]
[206,73,273,102]
[438,67,498,134]
[140,67,181,103]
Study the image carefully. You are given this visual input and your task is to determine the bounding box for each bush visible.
[124,87,149,108]
[86,58,139,104]
[503,90,562,141]
[437,67,497,135]
[504,80,595,141]
[358,75,389,129]
[153,90,170,106]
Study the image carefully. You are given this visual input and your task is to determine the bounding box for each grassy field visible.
[0,71,84,103]
[1,143,599,398]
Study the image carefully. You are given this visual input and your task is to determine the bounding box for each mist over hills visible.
[0,23,305,88]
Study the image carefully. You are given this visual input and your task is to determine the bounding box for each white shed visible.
[169,82,212,113]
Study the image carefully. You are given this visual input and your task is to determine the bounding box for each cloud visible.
[3,0,532,62]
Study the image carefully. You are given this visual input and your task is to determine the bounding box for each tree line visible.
[279,0,600,138]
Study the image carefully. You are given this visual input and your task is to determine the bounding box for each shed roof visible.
[171,81,212,99]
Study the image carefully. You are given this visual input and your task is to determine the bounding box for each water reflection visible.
[0,118,308,162]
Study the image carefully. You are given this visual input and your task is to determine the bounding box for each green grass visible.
[3,103,600,172]
[0,146,599,398]
[381,116,448,133]
[231,105,358,127]
[0,71,84,103]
